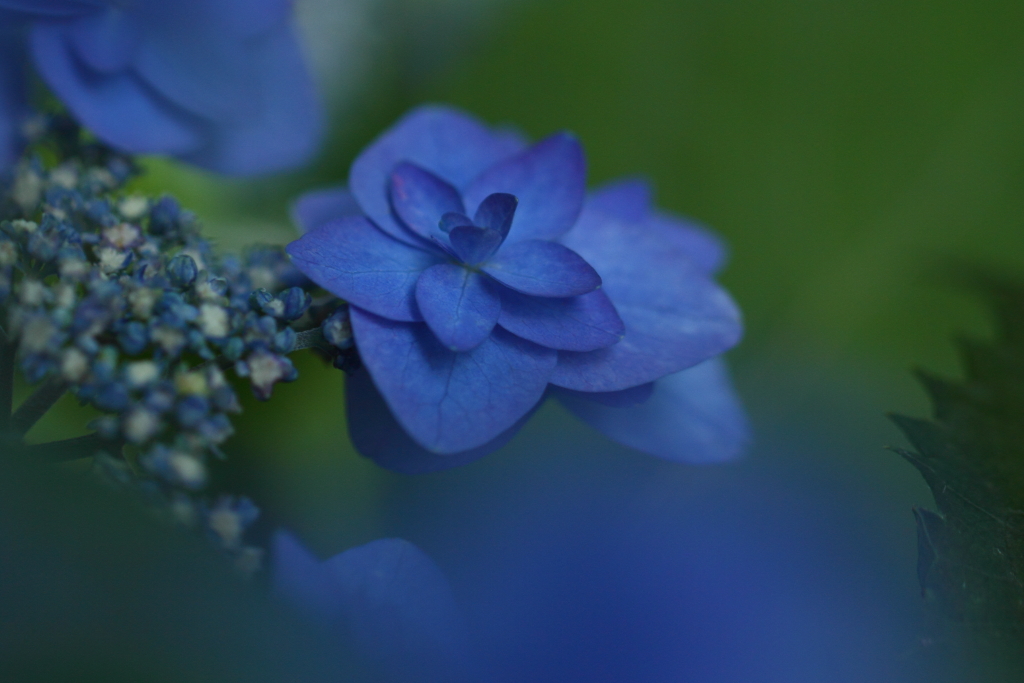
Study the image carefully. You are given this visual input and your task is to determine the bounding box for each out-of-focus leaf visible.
[0,445,373,683]
[892,277,1024,657]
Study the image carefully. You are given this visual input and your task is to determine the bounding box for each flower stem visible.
[293,328,329,353]
[11,376,69,437]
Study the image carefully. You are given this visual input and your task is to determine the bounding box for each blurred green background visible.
[156,0,1024,377]
[48,0,1024,560]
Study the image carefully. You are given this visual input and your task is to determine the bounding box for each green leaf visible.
[892,277,1024,651]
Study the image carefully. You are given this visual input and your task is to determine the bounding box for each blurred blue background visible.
[22,0,1024,679]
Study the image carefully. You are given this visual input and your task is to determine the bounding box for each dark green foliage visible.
[0,444,374,683]
[893,278,1024,641]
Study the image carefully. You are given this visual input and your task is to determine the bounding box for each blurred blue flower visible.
[271,530,473,683]
[0,0,322,175]
[0,13,28,172]
[272,418,926,683]
[288,105,747,471]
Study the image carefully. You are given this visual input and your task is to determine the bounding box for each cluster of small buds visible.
[203,495,264,574]
[319,303,360,373]
[1,176,309,465]
[0,116,319,569]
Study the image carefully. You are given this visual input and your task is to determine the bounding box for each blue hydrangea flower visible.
[288,105,746,472]
[272,434,916,683]
[0,0,322,175]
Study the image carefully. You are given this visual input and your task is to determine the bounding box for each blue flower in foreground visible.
[288,105,746,472]
[271,531,472,682]
[0,0,322,175]
[273,432,921,683]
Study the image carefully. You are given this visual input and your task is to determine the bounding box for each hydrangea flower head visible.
[0,0,322,175]
[288,105,746,471]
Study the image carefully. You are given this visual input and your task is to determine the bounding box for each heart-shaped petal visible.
[483,239,601,298]
[497,288,624,352]
[351,308,555,454]
[439,211,473,234]
[345,368,536,473]
[473,192,517,238]
[286,216,440,322]
[448,225,504,265]
[416,263,501,351]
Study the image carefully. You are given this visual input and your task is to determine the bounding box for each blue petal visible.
[473,192,518,237]
[291,186,361,235]
[448,225,504,265]
[113,0,296,126]
[585,177,653,222]
[551,205,742,392]
[0,23,27,174]
[167,0,292,39]
[271,531,469,674]
[428,235,460,261]
[287,216,440,322]
[30,23,204,155]
[389,162,465,241]
[439,211,473,234]
[345,368,535,473]
[554,359,749,463]
[415,263,501,352]
[179,23,323,175]
[130,5,256,123]
[482,239,601,298]
[31,7,320,175]
[566,381,654,407]
[0,1,99,17]
[68,6,141,73]
[647,211,728,275]
[463,133,586,243]
[497,288,624,352]
[350,105,526,247]
[271,530,338,617]
[350,307,556,453]
[586,179,727,274]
